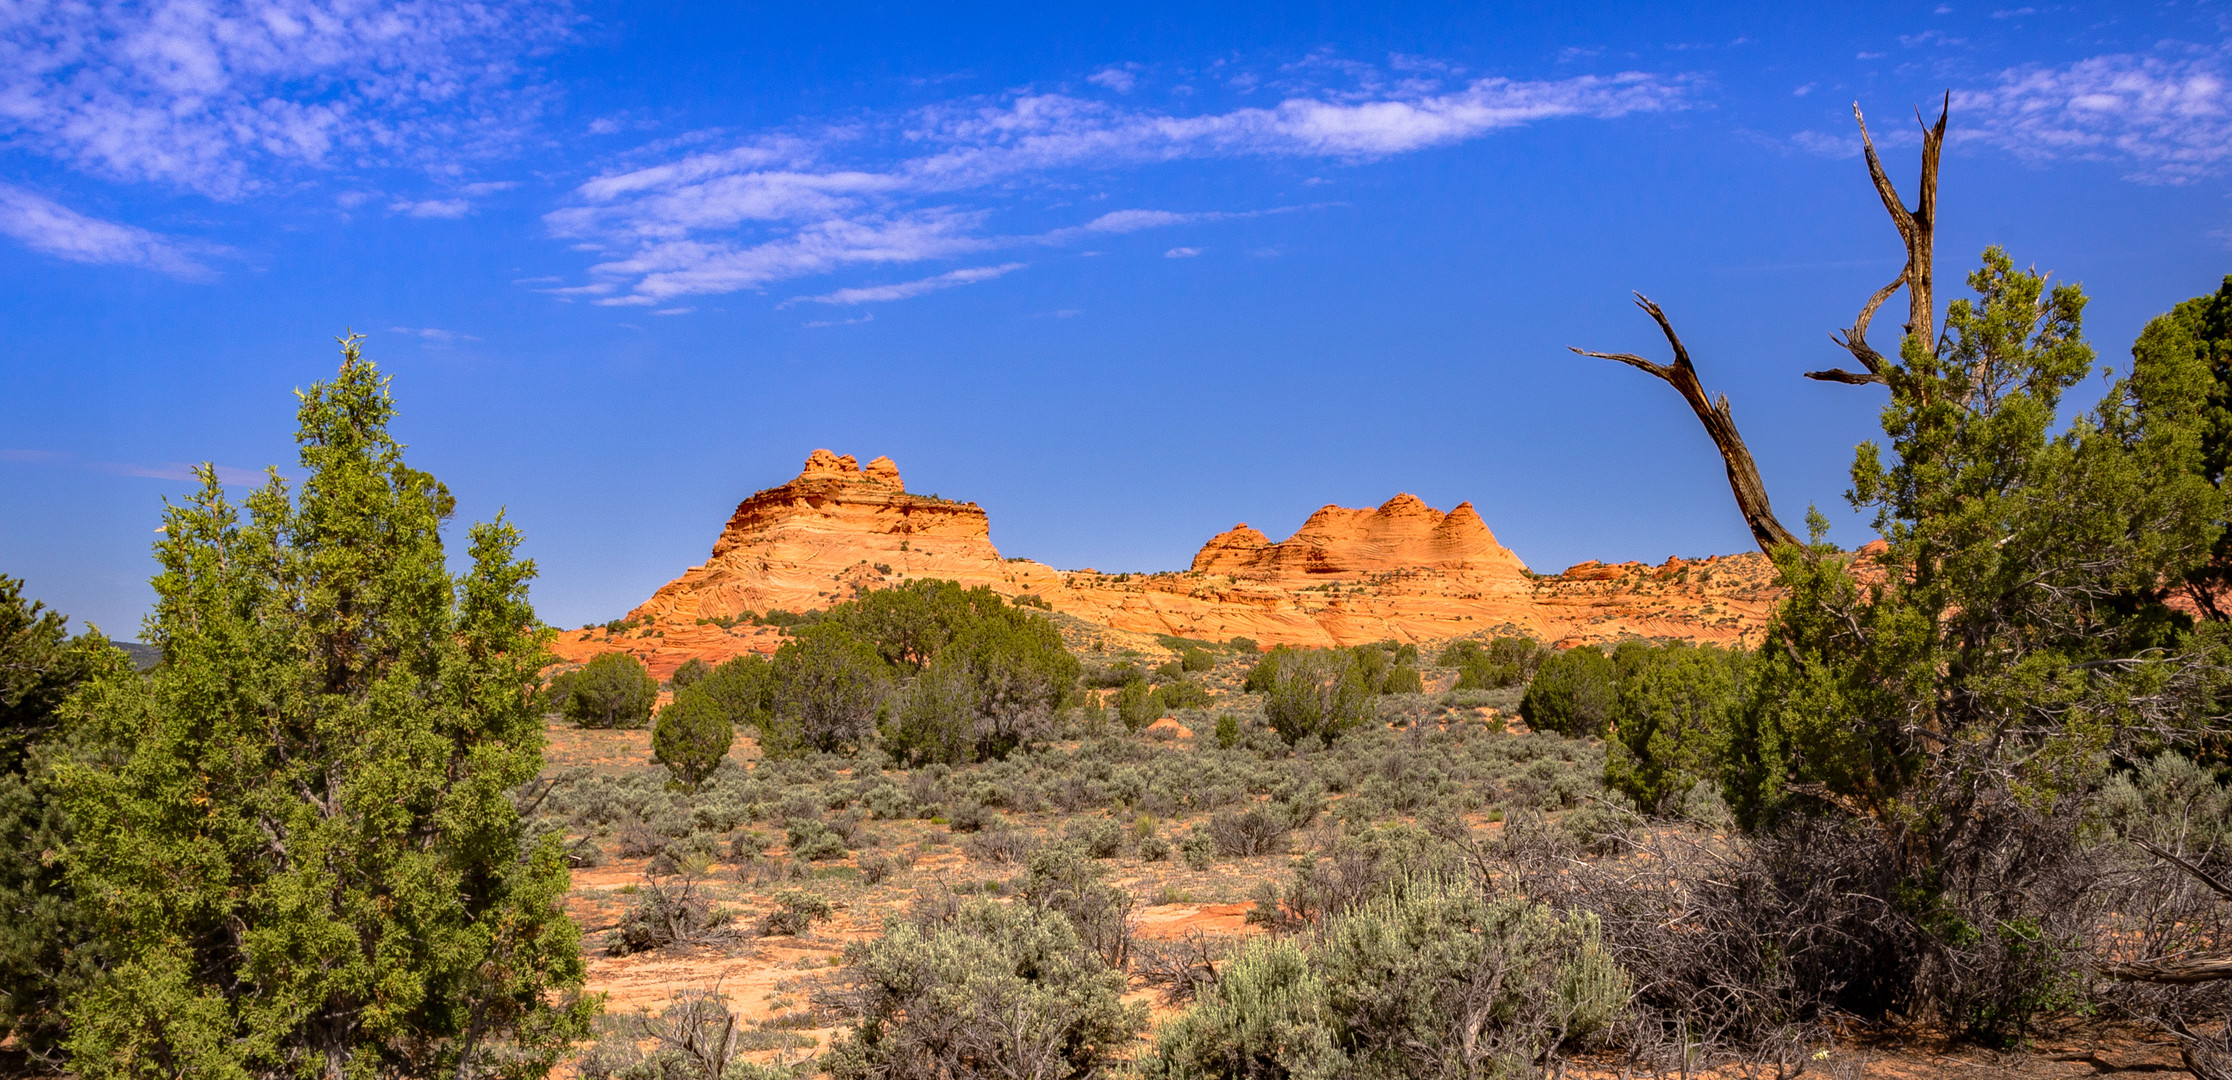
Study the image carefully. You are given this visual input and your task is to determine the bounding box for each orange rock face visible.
[1192,496,1528,581]
[629,449,1062,625]
[558,449,1789,674]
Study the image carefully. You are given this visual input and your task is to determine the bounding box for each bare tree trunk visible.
[1808,95,1949,385]
[1571,97,1951,556]
[1571,295,1801,554]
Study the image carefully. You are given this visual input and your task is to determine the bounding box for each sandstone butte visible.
[550,450,1786,678]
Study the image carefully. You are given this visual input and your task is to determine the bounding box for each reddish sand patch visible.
[1133,902,1257,941]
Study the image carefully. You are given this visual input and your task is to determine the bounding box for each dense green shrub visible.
[652,690,735,791]
[763,889,834,936]
[692,653,772,732]
[668,657,711,689]
[1380,665,1423,695]
[1154,678,1212,712]
[1241,647,1289,694]
[1446,635,1546,690]
[0,576,120,1060]
[1181,647,1215,673]
[1228,636,1259,654]
[884,663,976,766]
[1518,646,1615,738]
[1259,649,1373,747]
[566,651,660,729]
[882,606,1078,764]
[1157,635,1222,654]
[1602,642,1748,813]
[1145,877,1626,1079]
[827,578,1011,671]
[825,898,1145,1080]
[764,624,890,756]
[1346,645,1392,694]
[1115,680,1157,733]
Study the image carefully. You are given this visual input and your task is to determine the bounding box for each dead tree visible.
[2108,840,2232,1080]
[1808,95,1950,387]
[1572,96,1951,555]
[1571,297,1799,553]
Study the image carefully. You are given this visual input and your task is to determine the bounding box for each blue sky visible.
[3,0,2229,637]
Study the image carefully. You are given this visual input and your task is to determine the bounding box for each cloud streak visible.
[790,262,1027,305]
[544,64,1698,305]
[0,0,573,199]
[0,183,217,277]
[1952,43,2232,182]
[2,447,265,486]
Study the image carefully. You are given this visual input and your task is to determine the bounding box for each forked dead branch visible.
[1571,95,1953,556]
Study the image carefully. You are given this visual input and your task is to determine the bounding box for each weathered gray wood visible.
[1571,294,1801,554]
[1807,95,1949,386]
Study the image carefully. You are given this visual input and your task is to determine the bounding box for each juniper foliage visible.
[57,339,593,1078]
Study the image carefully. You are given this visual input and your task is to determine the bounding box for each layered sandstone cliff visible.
[551,450,1784,676]
[624,449,1060,625]
[1191,496,1529,580]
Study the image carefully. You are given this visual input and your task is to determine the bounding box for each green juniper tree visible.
[57,338,593,1078]
[1256,648,1373,748]
[651,690,733,791]
[562,651,658,729]
[882,603,1078,764]
[1603,642,1748,813]
[826,578,1008,673]
[0,577,123,1068]
[2144,275,2232,622]
[764,623,890,756]
[1723,250,2231,1035]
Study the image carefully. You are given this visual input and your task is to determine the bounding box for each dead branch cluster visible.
[1572,96,1948,556]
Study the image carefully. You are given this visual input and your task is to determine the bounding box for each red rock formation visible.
[564,449,1791,672]
[1190,524,1272,573]
[1192,496,1528,580]
[628,449,1060,626]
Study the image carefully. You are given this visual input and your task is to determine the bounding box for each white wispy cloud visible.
[1952,43,2232,182]
[1788,127,1919,159]
[1087,65,1139,93]
[790,262,1027,305]
[0,0,572,199]
[544,63,1697,306]
[2,447,264,485]
[388,326,479,343]
[1164,246,1201,258]
[391,198,471,219]
[0,183,217,277]
[587,210,992,303]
